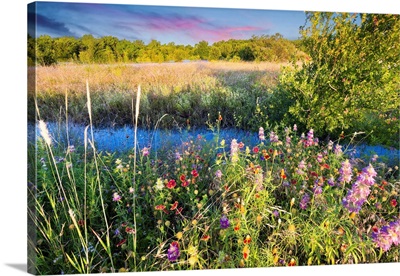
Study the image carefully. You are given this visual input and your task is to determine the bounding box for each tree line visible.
[27,33,302,66]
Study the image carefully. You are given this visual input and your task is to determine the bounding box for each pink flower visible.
[113,192,122,202]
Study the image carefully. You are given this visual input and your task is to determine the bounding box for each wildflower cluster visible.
[372,219,400,252]
[342,164,377,213]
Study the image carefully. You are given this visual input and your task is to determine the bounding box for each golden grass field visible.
[29,61,288,95]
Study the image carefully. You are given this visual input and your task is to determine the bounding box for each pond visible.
[30,122,400,166]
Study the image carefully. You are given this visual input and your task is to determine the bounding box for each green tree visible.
[35,35,57,66]
[194,40,210,60]
[278,12,400,144]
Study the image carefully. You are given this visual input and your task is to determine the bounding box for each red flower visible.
[175,207,183,215]
[234,223,240,232]
[291,179,297,185]
[253,146,259,153]
[170,201,179,211]
[125,227,135,234]
[191,170,199,178]
[310,171,318,178]
[180,174,186,182]
[243,235,251,244]
[181,180,189,187]
[167,179,176,189]
[238,142,244,149]
[390,199,398,207]
[116,239,127,247]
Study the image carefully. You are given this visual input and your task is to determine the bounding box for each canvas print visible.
[27,1,400,275]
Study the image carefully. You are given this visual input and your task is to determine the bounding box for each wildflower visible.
[288,258,296,266]
[334,144,343,156]
[181,180,189,187]
[116,239,127,247]
[129,187,134,194]
[170,201,178,211]
[113,193,122,202]
[167,241,180,262]
[243,235,251,244]
[175,207,183,215]
[299,193,310,210]
[313,185,322,196]
[280,169,287,180]
[234,222,240,231]
[290,198,295,207]
[220,215,230,229]
[67,145,75,153]
[38,120,52,146]
[253,146,259,153]
[269,131,279,143]
[215,170,223,178]
[328,176,335,187]
[155,204,166,211]
[304,129,314,147]
[390,199,398,207]
[201,235,210,241]
[166,179,176,189]
[180,174,186,182]
[372,226,392,252]
[243,245,250,260]
[259,127,265,141]
[125,227,135,234]
[285,136,291,147]
[230,139,239,163]
[154,178,164,190]
[371,154,378,162]
[191,169,199,178]
[317,153,323,163]
[293,124,297,131]
[272,210,279,217]
[342,164,377,213]
[142,147,150,157]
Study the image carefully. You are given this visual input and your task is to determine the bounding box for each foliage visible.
[278,13,400,146]
[27,33,303,66]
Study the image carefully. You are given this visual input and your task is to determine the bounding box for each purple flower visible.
[338,159,353,184]
[303,129,314,147]
[388,220,400,246]
[286,136,291,147]
[215,170,223,178]
[317,153,323,163]
[220,215,230,229]
[334,144,343,156]
[327,176,335,187]
[259,127,265,141]
[313,185,322,196]
[269,131,279,143]
[342,164,377,213]
[272,210,279,217]
[167,241,180,262]
[299,193,310,210]
[372,226,393,252]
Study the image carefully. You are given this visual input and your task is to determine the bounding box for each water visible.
[31,122,399,166]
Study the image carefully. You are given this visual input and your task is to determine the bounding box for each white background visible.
[1,1,399,275]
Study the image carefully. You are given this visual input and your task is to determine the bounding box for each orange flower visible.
[155,204,166,210]
[243,245,250,260]
[280,169,286,179]
[179,174,186,182]
[288,258,296,266]
[234,223,240,232]
[200,235,210,241]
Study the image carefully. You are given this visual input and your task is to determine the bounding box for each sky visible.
[28,2,307,45]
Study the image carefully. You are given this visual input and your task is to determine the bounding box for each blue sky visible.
[28,2,307,45]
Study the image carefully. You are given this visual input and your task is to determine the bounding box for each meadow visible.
[28,61,399,275]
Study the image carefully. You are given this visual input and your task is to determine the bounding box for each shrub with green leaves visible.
[278,12,400,146]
